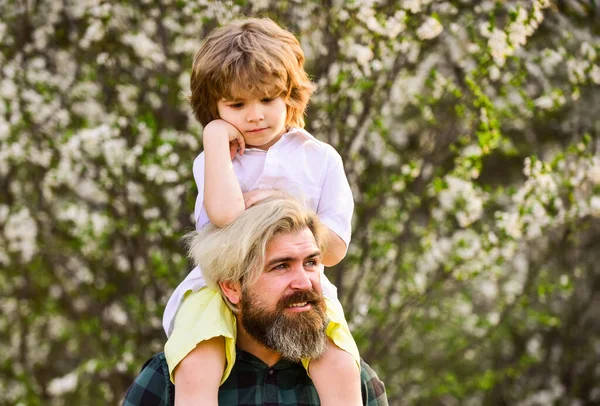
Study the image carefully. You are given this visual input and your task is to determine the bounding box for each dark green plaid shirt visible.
[123,350,388,405]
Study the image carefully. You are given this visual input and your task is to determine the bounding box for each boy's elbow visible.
[207,206,245,227]
[322,245,347,267]
[322,251,345,267]
[210,214,237,227]
[322,231,348,266]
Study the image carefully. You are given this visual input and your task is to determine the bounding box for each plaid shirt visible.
[123,350,388,405]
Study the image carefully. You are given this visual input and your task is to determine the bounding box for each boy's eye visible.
[230,102,244,108]
[261,97,273,103]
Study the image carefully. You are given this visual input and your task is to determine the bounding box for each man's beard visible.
[240,289,329,362]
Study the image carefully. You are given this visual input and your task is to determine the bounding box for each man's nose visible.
[246,103,264,123]
[289,264,313,290]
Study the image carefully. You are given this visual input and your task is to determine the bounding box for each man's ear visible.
[219,281,242,305]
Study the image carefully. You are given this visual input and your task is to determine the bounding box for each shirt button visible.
[269,369,274,375]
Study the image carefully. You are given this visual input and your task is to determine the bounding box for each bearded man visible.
[124,196,388,406]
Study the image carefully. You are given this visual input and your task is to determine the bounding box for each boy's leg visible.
[305,292,362,406]
[308,338,362,406]
[164,288,237,405]
[174,337,224,405]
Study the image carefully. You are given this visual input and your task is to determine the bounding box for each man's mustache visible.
[277,289,324,310]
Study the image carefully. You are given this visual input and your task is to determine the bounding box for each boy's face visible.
[217,90,288,151]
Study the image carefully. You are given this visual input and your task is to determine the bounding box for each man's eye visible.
[305,260,317,267]
[272,263,287,271]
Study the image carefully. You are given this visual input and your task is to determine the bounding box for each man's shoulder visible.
[123,353,172,406]
[360,359,389,406]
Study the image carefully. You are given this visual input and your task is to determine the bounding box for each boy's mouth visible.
[247,127,268,133]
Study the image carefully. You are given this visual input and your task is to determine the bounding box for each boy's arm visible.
[317,150,354,266]
[322,229,347,267]
[202,120,246,227]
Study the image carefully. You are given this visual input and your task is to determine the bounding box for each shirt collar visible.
[235,348,298,370]
[283,127,316,141]
[243,127,315,152]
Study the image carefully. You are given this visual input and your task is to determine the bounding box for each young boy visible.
[163,18,362,405]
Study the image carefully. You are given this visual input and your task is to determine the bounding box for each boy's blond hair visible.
[189,18,315,128]
[185,195,327,312]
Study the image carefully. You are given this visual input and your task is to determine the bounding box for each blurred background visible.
[1,0,599,405]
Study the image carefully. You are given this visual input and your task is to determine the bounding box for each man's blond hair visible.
[185,195,326,311]
[189,17,315,128]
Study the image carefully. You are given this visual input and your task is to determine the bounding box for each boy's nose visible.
[247,104,264,123]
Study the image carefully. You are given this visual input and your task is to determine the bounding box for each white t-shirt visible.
[162,127,354,336]
[193,127,353,244]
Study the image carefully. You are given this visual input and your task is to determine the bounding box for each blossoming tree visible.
[0,0,598,404]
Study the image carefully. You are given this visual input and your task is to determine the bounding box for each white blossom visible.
[143,207,161,219]
[350,44,374,66]
[589,65,600,85]
[0,118,9,141]
[122,32,166,65]
[567,59,588,84]
[438,175,485,227]
[105,303,128,326]
[116,85,139,115]
[589,161,600,184]
[116,255,131,272]
[47,372,78,396]
[4,208,38,262]
[403,0,423,13]
[385,11,407,38]
[508,9,528,48]
[541,48,563,74]
[126,181,146,206]
[478,277,499,301]
[102,138,128,175]
[453,229,481,260]
[413,272,427,293]
[590,196,600,218]
[488,28,512,66]
[416,17,443,40]
[76,179,107,205]
[462,145,482,158]
[580,42,596,60]
[534,95,553,110]
[338,9,350,22]
[489,65,500,81]
[79,20,105,49]
[499,212,523,240]
[526,336,541,357]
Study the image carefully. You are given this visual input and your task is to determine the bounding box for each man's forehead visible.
[265,229,319,258]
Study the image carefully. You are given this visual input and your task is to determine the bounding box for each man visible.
[123,196,388,405]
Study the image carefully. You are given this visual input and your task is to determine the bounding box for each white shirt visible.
[194,127,353,244]
[162,127,354,336]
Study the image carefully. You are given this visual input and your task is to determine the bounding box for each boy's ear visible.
[219,281,242,305]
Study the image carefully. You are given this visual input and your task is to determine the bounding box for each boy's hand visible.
[203,119,246,160]
[243,189,282,208]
